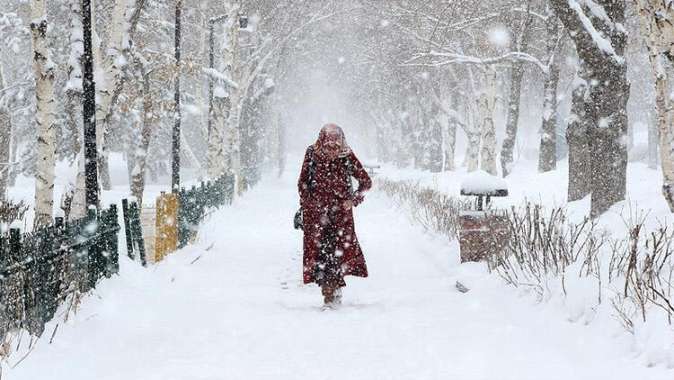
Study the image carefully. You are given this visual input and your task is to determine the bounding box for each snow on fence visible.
[0,173,236,343]
[0,205,120,339]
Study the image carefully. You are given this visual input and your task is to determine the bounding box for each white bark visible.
[479,69,497,175]
[31,0,57,228]
[71,154,87,220]
[96,0,134,190]
[207,93,230,178]
[463,68,481,172]
[64,0,84,158]
[442,93,458,172]
[0,65,11,201]
[224,8,243,194]
[67,0,86,219]
[636,0,674,211]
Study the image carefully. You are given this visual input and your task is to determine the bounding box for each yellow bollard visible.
[155,192,179,262]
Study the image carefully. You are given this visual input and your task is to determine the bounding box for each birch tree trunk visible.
[224,9,243,195]
[463,68,480,172]
[67,0,86,219]
[130,68,155,206]
[479,70,497,175]
[538,11,561,173]
[636,0,674,211]
[0,109,9,202]
[95,0,131,190]
[463,116,481,172]
[647,117,658,169]
[9,125,17,187]
[207,93,230,178]
[654,64,674,211]
[0,65,11,201]
[500,14,533,177]
[64,0,83,159]
[31,0,57,228]
[443,93,457,171]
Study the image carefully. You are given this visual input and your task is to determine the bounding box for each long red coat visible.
[298,146,372,284]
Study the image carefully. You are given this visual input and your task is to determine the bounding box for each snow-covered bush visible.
[488,203,606,303]
[376,177,470,239]
[378,178,674,362]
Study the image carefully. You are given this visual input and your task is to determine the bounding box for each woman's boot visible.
[333,287,342,306]
[322,285,335,308]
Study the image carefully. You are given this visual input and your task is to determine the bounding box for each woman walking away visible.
[297,124,372,309]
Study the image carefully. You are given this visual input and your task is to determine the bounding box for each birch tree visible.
[130,62,156,206]
[30,0,57,227]
[479,69,498,175]
[500,10,533,177]
[635,0,674,211]
[95,0,146,190]
[0,65,10,201]
[223,4,243,194]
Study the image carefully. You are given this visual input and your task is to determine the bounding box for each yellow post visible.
[155,192,179,262]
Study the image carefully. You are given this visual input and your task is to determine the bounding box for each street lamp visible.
[81,0,98,208]
[171,0,183,192]
[238,13,248,29]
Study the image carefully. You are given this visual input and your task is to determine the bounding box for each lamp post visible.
[82,0,98,208]
[171,0,182,192]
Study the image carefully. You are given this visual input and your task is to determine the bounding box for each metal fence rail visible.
[178,174,234,248]
[0,205,120,338]
[0,173,236,340]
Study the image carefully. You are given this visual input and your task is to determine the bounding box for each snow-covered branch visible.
[403,50,548,73]
[202,68,239,89]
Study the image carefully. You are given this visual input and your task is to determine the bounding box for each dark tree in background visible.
[566,77,592,202]
[551,0,630,217]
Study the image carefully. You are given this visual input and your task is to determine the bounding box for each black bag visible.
[294,208,303,230]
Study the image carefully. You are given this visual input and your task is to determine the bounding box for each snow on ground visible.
[5,164,673,379]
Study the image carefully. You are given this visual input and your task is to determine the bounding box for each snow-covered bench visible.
[460,170,508,211]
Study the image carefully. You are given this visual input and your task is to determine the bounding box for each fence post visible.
[156,192,179,261]
[178,188,188,248]
[129,201,147,267]
[106,204,119,276]
[8,228,23,328]
[122,199,134,260]
[85,207,100,289]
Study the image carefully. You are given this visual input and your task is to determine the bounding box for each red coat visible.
[298,146,372,284]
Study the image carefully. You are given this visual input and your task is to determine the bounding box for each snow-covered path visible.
[8,175,672,380]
